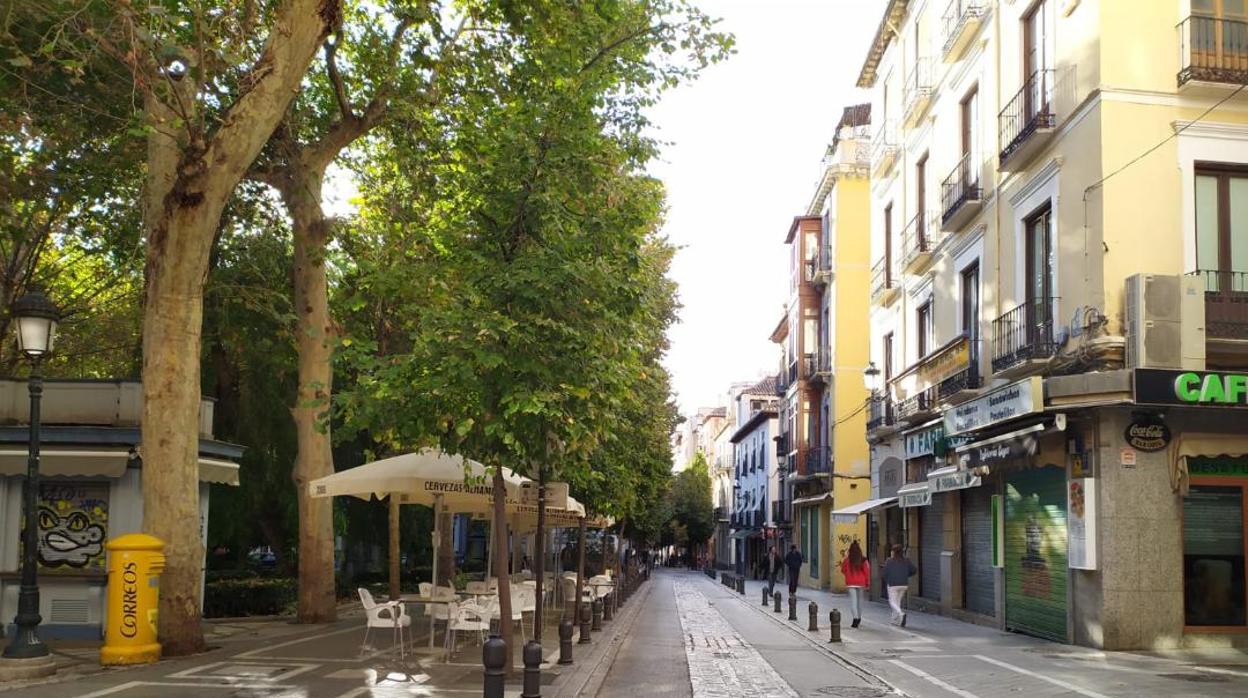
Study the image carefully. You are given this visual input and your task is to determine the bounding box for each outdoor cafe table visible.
[588,579,614,601]
[400,594,454,653]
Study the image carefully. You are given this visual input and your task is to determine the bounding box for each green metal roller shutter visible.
[1004,465,1067,642]
[962,483,996,617]
[920,494,943,601]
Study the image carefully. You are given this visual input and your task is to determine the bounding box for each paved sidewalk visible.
[725,573,1248,698]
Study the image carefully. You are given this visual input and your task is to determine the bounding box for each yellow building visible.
[774,106,873,591]
[858,0,1248,649]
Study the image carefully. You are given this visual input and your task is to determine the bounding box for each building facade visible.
[858,0,1248,649]
[730,377,779,578]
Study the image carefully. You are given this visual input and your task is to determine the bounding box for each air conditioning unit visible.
[1124,274,1205,369]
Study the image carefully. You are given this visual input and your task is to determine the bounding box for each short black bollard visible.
[483,634,507,698]
[829,609,842,643]
[558,619,574,665]
[788,594,797,621]
[603,592,614,621]
[773,591,781,613]
[808,601,818,632]
[579,602,592,644]
[762,586,770,606]
[737,577,745,594]
[591,598,603,631]
[522,640,543,698]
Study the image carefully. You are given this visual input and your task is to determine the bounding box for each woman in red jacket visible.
[840,540,870,628]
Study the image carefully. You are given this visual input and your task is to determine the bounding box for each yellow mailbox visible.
[100,534,164,665]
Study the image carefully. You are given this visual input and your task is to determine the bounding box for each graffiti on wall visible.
[37,482,108,572]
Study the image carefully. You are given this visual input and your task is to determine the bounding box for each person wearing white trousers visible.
[839,540,871,628]
[881,544,916,627]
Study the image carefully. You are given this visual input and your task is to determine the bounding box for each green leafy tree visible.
[669,452,714,562]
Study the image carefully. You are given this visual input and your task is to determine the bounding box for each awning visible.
[897,481,932,508]
[0,449,242,486]
[1171,433,1248,495]
[198,457,241,486]
[926,465,982,493]
[831,497,897,524]
[791,492,832,507]
[954,422,1047,467]
[730,529,761,540]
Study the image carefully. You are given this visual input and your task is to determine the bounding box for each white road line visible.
[72,682,146,698]
[973,654,1113,698]
[889,659,983,698]
[73,681,298,698]
[234,623,362,658]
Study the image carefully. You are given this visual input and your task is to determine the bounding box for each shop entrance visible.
[1004,464,1067,642]
[1183,457,1248,628]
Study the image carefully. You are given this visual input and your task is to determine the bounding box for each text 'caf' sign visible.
[1124,420,1170,452]
[1135,369,1248,408]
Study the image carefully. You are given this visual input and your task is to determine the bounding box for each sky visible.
[650,0,882,415]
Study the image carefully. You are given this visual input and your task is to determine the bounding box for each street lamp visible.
[863,361,881,395]
[4,286,59,660]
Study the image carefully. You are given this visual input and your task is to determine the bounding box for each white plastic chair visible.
[418,582,433,598]
[444,600,490,659]
[589,574,614,601]
[486,577,499,592]
[513,585,537,638]
[358,588,411,658]
[465,580,490,595]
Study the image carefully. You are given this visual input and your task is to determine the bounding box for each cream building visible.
[859,0,1248,649]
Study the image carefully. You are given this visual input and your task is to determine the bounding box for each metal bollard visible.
[788,594,797,621]
[773,591,781,613]
[808,601,818,632]
[558,618,574,664]
[483,634,507,698]
[579,602,592,644]
[591,598,603,631]
[603,592,614,621]
[829,609,842,643]
[737,577,745,595]
[762,586,770,606]
[522,640,543,698]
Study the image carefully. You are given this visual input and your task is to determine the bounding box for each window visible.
[916,153,929,237]
[1025,203,1055,332]
[917,301,934,359]
[961,87,979,186]
[1191,1,1248,70]
[884,203,894,285]
[1023,0,1054,119]
[962,262,981,347]
[1195,165,1248,290]
[883,332,895,384]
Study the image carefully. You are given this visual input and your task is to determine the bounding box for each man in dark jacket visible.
[784,545,804,596]
[766,547,783,594]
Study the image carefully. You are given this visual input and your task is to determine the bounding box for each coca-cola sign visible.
[1124,420,1170,452]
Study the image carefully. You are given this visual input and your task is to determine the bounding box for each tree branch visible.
[323,37,354,121]
[580,23,667,74]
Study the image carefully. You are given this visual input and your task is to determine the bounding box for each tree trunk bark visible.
[438,511,455,586]
[283,171,338,623]
[492,467,514,673]
[388,495,401,600]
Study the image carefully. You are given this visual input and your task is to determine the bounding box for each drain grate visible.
[813,687,891,697]
[1158,672,1231,683]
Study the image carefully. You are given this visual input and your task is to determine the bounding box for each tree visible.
[669,452,714,563]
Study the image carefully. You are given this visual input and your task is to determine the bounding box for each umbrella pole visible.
[534,465,547,643]
[575,518,587,628]
[389,494,401,601]
[430,493,441,653]
[486,512,494,579]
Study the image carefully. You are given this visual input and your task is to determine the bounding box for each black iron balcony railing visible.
[866,395,894,431]
[804,257,819,284]
[903,57,934,124]
[896,387,936,421]
[1179,15,1248,86]
[715,506,728,522]
[991,297,1059,373]
[942,0,988,57]
[775,433,791,461]
[941,152,982,226]
[871,120,899,172]
[804,446,831,475]
[1188,270,1248,340]
[938,349,982,399]
[999,69,1055,166]
[772,500,789,525]
[871,257,895,302]
[820,244,835,273]
[901,212,940,270]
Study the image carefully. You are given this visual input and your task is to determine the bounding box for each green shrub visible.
[204,577,297,618]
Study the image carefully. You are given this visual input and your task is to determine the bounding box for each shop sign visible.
[1135,369,1248,408]
[905,423,946,459]
[932,469,982,492]
[1188,456,1248,477]
[898,484,932,508]
[917,336,971,390]
[1119,448,1136,468]
[1068,478,1097,570]
[1123,419,1170,452]
[944,377,1043,435]
[959,431,1040,467]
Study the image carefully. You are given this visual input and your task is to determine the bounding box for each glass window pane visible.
[1229,177,1248,275]
[1193,0,1214,12]
[1226,0,1246,17]
[1197,175,1221,274]
[1183,485,1246,626]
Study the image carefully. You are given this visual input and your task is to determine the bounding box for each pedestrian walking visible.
[882,543,916,627]
[767,547,783,595]
[784,544,804,596]
[839,540,870,628]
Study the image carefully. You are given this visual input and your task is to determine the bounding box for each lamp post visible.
[862,361,881,395]
[4,287,59,660]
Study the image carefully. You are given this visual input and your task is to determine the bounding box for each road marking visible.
[234,623,362,658]
[973,654,1112,698]
[889,659,983,698]
[165,660,319,681]
[73,681,298,698]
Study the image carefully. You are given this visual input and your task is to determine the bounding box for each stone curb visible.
[548,579,654,698]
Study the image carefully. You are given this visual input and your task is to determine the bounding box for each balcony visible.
[999,69,1056,172]
[804,446,831,476]
[1189,270,1248,341]
[866,396,895,433]
[771,500,789,526]
[1179,15,1248,90]
[900,212,943,275]
[937,350,982,403]
[942,0,988,63]
[871,120,899,178]
[715,506,729,522]
[871,257,899,306]
[775,370,787,396]
[775,432,792,461]
[813,245,834,287]
[895,387,937,424]
[991,298,1060,376]
[803,257,819,285]
[902,58,935,129]
[941,153,983,232]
